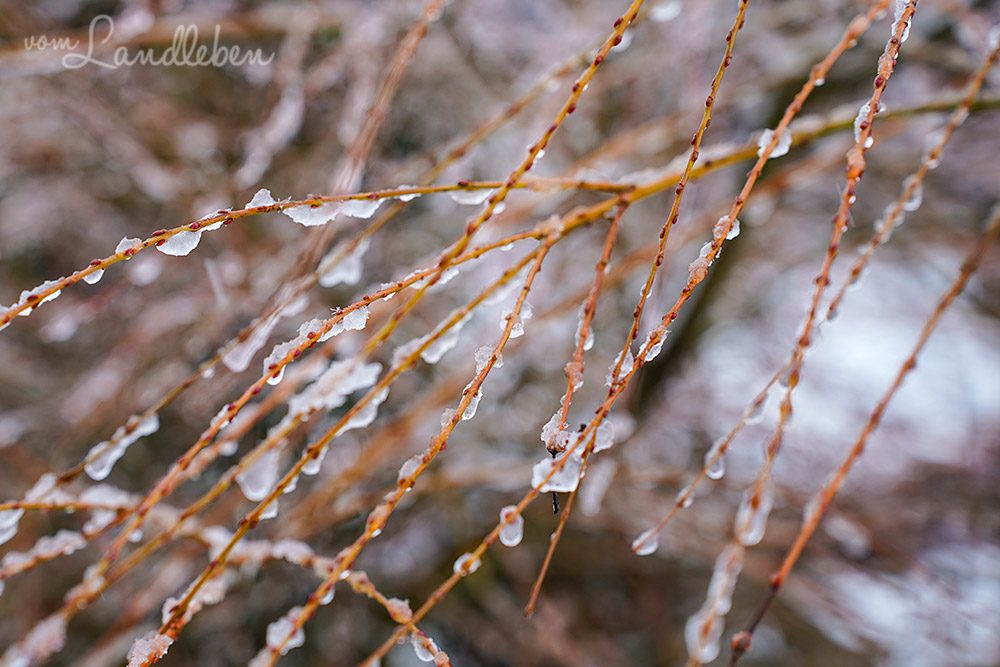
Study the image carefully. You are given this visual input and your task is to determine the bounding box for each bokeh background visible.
[1,0,999,665]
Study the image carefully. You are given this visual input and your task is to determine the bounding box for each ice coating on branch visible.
[412,633,439,662]
[2,530,86,571]
[594,421,615,453]
[632,528,659,556]
[605,348,634,386]
[891,0,911,43]
[83,269,104,285]
[853,101,884,148]
[0,508,24,546]
[734,480,774,546]
[283,201,339,227]
[575,307,595,351]
[340,387,389,434]
[339,198,383,219]
[80,485,133,533]
[449,189,492,205]
[532,452,582,493]
[264,606,306,655]
[499,505,524,547]
[902,175,923,212]
[397,454,422,484]
[757,128,791,158]
[500,301,532,338]
[688,242,715,282]
[641,329,668,362]
[262,318,326,385]
[13,279,64,316]
[474,345,502,372]
[453,552,481,576]
[288,359,382,418]
[222,294,307,372]
[236,447,281,502]
[2,614,67,667]
[245,188,276,208]
[127,631,173,667]
[318,238,370,288]
[422,314,470,364]
[685,544,745,663]
[84,413,160,481]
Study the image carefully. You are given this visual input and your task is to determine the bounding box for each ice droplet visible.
[756,128,791,158]
[594,421,615,453]
[499,506,524,547]
[397,454,421,484]
[284,201,339,227]
[412,634,438,662]
[650,1,682,23]
[338,198,383,219]
[475,345,502,372]
[83,269,104,285]
[461,386,482,421]
[605,348,634,386]
[734,481,774,546]
[244,188,276,209]
[853,101,883,145]
[84,413,160,481]
[157,229,203,256]
[236,447,280,502]
[902,175,923,212]
[422,314,469,364]
[705,439,727,480]
[453,552,481,576]
[318,238,370,288]
[632,528,659,556]
[449,189,492,206]
[575,307,595,351]
[116,237,142,256]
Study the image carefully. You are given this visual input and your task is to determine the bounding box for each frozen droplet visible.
[594,421,615,453]
[449,189,492,206]
[575,308,595,351]
[461,387,482,421]
[531,454,582,493]
[157,229,203,256]
[814,77,825,86]
[632,528,659,556]
[676,484,694,508]
[734,481,774,546]
[453,552,481,576]
[116,237,142,256]
[713,215,740,243]
[705,439,726,480]
[0,509,24,546]
[422,314,469,364]
[498,505,524,547]
[318,238,370,288]
[340,386,389,434]
[83,269,104,285]
[756,128,791,159]
[319,586,335,605]
[385,597,413,624]
[412,634,438,662]
[747,394,768,425]
[395,187,421,203]
[338,198,382,219]
[500,307,525,338]
[302,445,327,476]
[641,329,668,362]
[902,175,923,212]
[284,201,339,227]
[685,606,722,664]
[245,189,276,209]
[236,447,280,501]
[650,1,682,22]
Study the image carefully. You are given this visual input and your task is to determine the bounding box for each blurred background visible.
[0,0,999,665]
